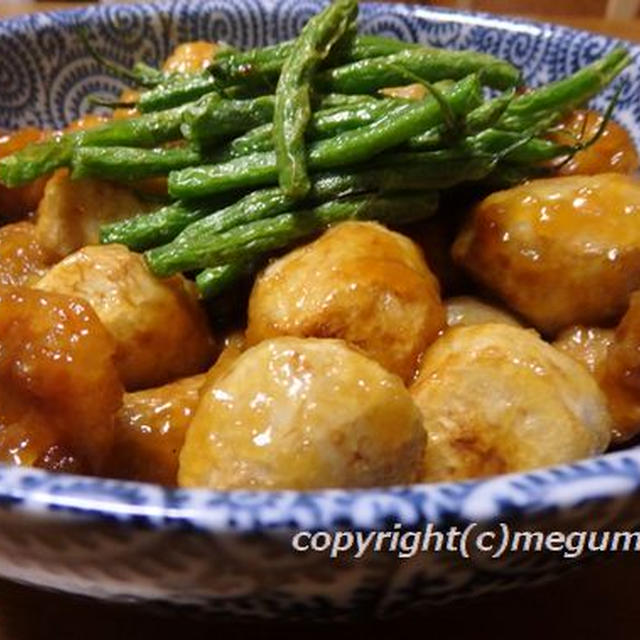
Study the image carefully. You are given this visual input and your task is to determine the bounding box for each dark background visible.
[1,554,639,639]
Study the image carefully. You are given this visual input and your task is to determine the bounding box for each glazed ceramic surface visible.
[1,0,640,619]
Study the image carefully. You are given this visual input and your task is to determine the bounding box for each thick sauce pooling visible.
[0,286,123,473]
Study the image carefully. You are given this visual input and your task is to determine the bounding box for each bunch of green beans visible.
[147,191,441,276]
[0,0,631,300]
[137,34,419,113]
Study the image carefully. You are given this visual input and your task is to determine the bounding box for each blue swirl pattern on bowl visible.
[1,0,640,618]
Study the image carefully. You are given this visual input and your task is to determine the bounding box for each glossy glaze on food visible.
[551,109,639,176]
[411,324,612,481]
[445,295,522,329]
[454,174,640,334]
[179,337,426,489]
[553,325,614,380]
[247,221,445,383]
[105,374,206,485]
[36,244,215,390]
[162,41,219,74]
[0,222,51,286]
[600,293,640,442]
[0,286,123,473]
[0,27,639,491]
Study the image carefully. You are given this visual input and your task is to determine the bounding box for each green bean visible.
[81,104,188,147]
[405,126,564,160]
[181,94,276,147]
[366,151,496,189]
[469,102,614,166]
[211,34,421,87]
[0,101,191,187]
[100,196,234,250]
[331,33,421,62]
[220,57,608,168]
[169,151,276,196]
[103,134,556,259]
[274,0,358,198]
[131,61,165,86]
[146,191,439,276]
[213,41,300,84]
[71,146,203,181]
[469,129,572,164]
[366,152,504,187]
[362,134,573,194]
[0,134,76,188]
[234,98,391,156]
[138,75,221,113]
[171,189,301,246]
[179,165,445,245]
[169,74,482,198]
[227,123,280,157]
[466,90,516,134]
[230,81,452,157]
[407,98,555,148]
[314,93,380,108]
[316,48,521,94]
[196,262,257,298]
[228,95,393,157]
[404,89,516,150]
[386,131,572,178]
[134,43,243,113]
[136,34,411,114]
[1,94,267,188]
[498,47,630,130]
[181,92,386,150]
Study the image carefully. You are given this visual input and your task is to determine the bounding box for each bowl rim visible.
[1,0,640,534]
[1,446,639,532]
[2,0,634,47]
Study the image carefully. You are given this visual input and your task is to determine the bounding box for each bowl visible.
[2,0,640,620]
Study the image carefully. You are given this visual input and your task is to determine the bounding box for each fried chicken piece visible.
[179,337,425,490]
[445,296,522,329]
[36,244,215,390]
[0,286,122,473]
[162,41,219,73]
[247,221,445,382]
[105,374,205,486]
[599,293,640,442]
[411,324,612,482]
[35,169,155,260]
[454,174,640,334]
[0,222,51,286]
[551,109,638,176]
[553,326,614,381]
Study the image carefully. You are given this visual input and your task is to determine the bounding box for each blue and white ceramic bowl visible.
[2,0,640,619]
